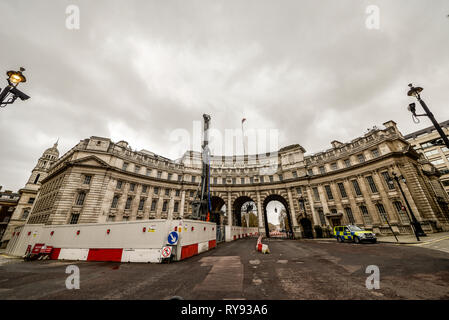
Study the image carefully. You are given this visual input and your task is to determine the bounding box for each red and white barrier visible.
[6,219,217,263]
[6,221,261,263]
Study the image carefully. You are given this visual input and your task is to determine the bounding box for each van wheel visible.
[354,236,360,244]
[337,236,342,243]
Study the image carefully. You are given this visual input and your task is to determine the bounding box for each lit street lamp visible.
[0,67,31,109]
[388,172,426,241]
[407,84,449,149]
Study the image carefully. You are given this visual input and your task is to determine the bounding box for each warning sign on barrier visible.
[161,246,172,258]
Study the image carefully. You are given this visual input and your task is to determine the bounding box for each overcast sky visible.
[1,0,448,191]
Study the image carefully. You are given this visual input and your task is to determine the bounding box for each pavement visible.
[1,237,448,300]
[376,231,449,244]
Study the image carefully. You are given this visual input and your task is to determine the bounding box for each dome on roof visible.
[43,140,59,157]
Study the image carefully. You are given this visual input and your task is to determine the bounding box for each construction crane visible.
[191,114,212,221]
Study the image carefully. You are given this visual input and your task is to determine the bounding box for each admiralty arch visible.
[16,120,449,240]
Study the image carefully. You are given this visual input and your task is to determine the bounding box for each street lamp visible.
[0,67,31,109]
[407,84,449,149]
[388,172,426,241]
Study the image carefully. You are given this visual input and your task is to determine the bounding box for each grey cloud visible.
[1,0,448,191]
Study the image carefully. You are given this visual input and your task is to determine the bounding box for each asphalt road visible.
[1,238,448,300]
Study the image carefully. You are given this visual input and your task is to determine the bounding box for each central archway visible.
[233,196,257,227]
[263,194,294,239]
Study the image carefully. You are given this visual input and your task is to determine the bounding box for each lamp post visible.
[388,172,426,241]
[0,67,31,108]
[407,84,449,149]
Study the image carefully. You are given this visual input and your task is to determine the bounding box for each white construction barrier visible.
[6,220,261,263]
[6,219,217,263]
[225,226,259,242]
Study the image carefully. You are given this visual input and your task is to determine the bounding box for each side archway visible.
[210,196,226,225]
[263,194,294,239]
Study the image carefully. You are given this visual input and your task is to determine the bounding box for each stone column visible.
[145,193,153,219]
[357,174,381,225]
[180,190,186,218]
[317,185,331,227]
[256,190,264,236]
[287,188,300,237]
[306,187,319,226]
[156,197,163,219]
[345,178,364,225]
[398,164,427,221]
[227,192,232,226]
[373,170,398,224]
[167,190,174,220]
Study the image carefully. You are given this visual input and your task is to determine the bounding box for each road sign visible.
[167,231,179,245]
[161,246,172,258]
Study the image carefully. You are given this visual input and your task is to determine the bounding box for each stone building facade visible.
[0,189,20,247]
[404,119,449,195]
[0,142,59,247]
[24,121,449,238]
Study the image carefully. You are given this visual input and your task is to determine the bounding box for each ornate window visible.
[151,200,157,211]
[76,192,86,206]
[318,209,326,226]
[344,159,351,168]
[360,205,372,225]
[376,203,388,224]
[338,183,347,198]
[357,154,365,163]
[345,207,355,224]
[69,213,79,224]
[352,180,362,196]
[366,176,378,193]
[325,185,334,200]
[83,175,92,185]
[393,201,410,224]
[111,195,119,208]
[312,187,320,201]
[138,198,145,211]
[125,196,132,209]
[381,172,395,190]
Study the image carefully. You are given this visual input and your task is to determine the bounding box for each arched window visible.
[33,174,40,184]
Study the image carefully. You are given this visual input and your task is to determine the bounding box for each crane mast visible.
[191,114,211,221]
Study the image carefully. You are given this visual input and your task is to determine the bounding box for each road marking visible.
[249,259,260,265]
[277,260,288,264]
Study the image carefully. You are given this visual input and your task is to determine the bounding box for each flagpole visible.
[241,118,246,156]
